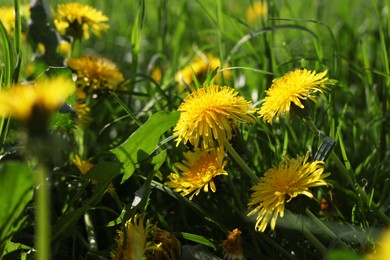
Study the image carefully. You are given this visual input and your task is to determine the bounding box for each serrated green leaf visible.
[111,111,179,183]
[0,162,35,248]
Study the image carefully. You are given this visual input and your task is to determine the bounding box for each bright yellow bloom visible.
[174,85,257,149]
[112,214,160,260]
[366,228,390,260]
[67,55,124,93]
[247,153,330,232]
[54,2,109,40]
[175,54,232,91]
[259,69,329,124]
[72,154,93,174]
[246,1,268,25]
[221,229,245,260]
[165,148,228,200]
[0,76,75,121]
[0,5,30,38]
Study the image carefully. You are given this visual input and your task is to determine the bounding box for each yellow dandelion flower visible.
[0,5,30,38]
[54,2,109,40]
[67,55,124,93]
[175,54,232,91]
[146,226,181,260]
[0,76,75,122]
[246,1,268,25]
[72,154,93,174]
[259,69,329,124]
[221,229,245,260]
[174,85,257,149]
[113,214,160,260]
[366,228,390,260]
[165,148,228,200]
[247,153,330,232]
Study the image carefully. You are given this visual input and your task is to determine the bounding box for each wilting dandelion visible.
[247,153,330,232]
[54,2,109,40]
[221,229,245,260]
[165,148,228,200]
[175,54,232,90]
[67,55,124,93]
[174,85,257,149]
[146,227,181,260]
[112,214,160,260]
[259,69,329,124]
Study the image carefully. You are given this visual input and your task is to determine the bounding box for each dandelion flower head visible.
[67,55,124,93]
[145,226,181,259]
[165,148,228,200]
[0,76,75,121]
[259,69,329,124]
[174,85,257,149]
[112,214,160,260]
[54,2,109,40]
[247,153,330,232]
[221,229,245,260]
[175,54,232,91]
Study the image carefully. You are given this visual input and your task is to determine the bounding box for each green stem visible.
[306,208,349,250]
[224,141,260,183]
[36,162,50,260]
[302,228,327,254]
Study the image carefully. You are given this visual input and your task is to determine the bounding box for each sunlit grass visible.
[0,0,389,259]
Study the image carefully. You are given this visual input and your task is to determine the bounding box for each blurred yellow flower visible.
[0,76,75,121]
[0,5,30,38]
[112,214,160,260]
[259,69,329,124]
[247,153,330,232]
[174,85,257,149]
[67,55,124,93]
[54,2,109,40]
[246,1,268,25]
[221,229,245,260]
[366,228,390,260]
[165,148,228,200]
[175,54,232,91]
[72,154,93,174]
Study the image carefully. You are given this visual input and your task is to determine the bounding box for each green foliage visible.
[0,162,35,255]
[0,0,389,259]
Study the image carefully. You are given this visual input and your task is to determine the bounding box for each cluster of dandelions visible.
[165,68,332,233]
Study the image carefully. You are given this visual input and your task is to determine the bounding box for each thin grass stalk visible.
[224,141,259,183]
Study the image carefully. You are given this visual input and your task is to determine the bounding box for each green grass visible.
[0,0,389,259]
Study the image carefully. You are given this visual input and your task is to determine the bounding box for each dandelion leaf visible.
[111,111,179,183]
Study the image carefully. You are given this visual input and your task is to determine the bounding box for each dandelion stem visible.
[305,208,349,249]
[224,141,260,183]
[302,228,327,254]
[36,162,50,260]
